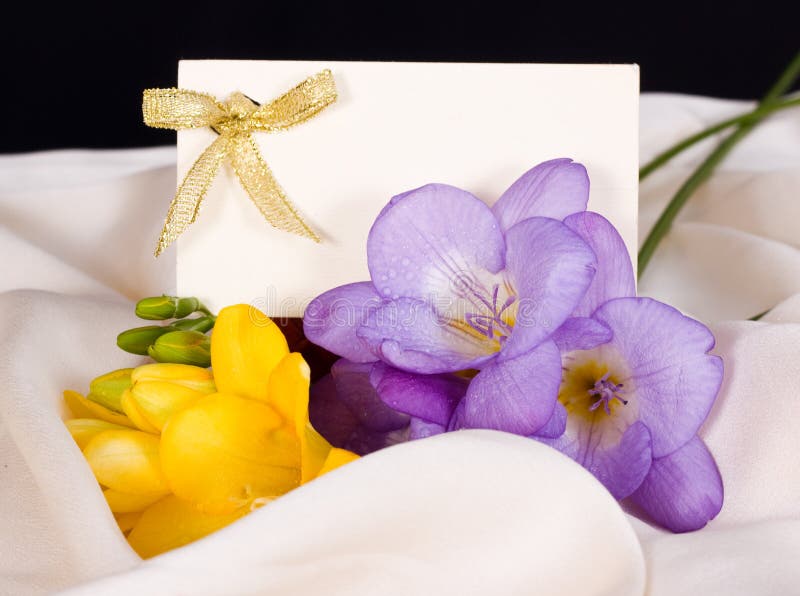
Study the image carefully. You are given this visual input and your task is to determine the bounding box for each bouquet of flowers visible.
[65,159,723,557]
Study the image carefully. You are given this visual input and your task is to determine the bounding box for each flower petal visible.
[104,489,166,514]
[127,495,247,559]
[551,317,613,353]
[372,365,468,426]
[160,393,300,514]
[367,183,505,305]
[267,352,354,483]
[64,390,136,428]
[121,390,161,434]
[532,402,567,439]
[66,418,131,450]
[267,352,312,427]
[463,340,562,435]
[131,363,215,393]
[83,430,169,495]
[502,217,597,359]
[303,282,383,363]
[309,371,410,456]
[629,435,723,532]
[564,211,636,316]
[358,298,496,373]
[126,381,208,432]
[315,447,360,478]
[331,360,410,432]
[540,421,653,499]
[492,158,589,231]
[210,304,289,402]
[593,298,724,457]
[408,417,447,440]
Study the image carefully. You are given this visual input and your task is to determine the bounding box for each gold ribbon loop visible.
[143,70,336,256]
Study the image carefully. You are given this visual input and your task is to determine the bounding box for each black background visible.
[3,0,798,153]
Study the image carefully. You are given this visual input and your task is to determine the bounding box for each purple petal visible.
[492,159,589,232]
[367,183,505,305]
[502,217,597,360]
[358,297,496,374]
[330,360,410,432]
[463,340,561,435]
[532,401,567,439]
[309,373,360,447]
[309,364,411,456]
[629,435,723,532]
[594,298,724,457]
[408,417,447,440]
[372,366,468,426]
[303,282,383,363]
[447,400,468,431]
[551,317,612,353]
[564,212,635,316]
[540,421,653,499]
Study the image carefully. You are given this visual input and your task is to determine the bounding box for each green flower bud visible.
[170,316,216,333]
[87,368,133,413]
[147,330,211,367]
[116,325,172,355]
[135,296,201,321]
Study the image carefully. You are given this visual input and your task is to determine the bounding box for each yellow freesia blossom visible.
[64,304,358,558]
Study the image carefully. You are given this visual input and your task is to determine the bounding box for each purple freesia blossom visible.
[304,159,726,533]
[304,159,595,436]
[535,211,724,532]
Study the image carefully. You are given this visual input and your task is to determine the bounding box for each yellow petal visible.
[120,390,160,434]
[160,393,300,514]
[316,447,360,478]
[210,304,288,401]
[115,511,142,534]
[128,381,207,431]
[131,363,216,393]
[64,390,136,429]
[127,495,247,559]
[66,418,131,449]
[83,430,169,495]
[267,352,310,424]
[104,489,167,513]
[268,352,335,482]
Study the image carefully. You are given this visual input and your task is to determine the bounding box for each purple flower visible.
[304,159,595,435]
[309,359,468,455]
[537,211,724,532]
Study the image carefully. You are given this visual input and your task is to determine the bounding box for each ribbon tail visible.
[228,133,320,242]
[155,134,230,256]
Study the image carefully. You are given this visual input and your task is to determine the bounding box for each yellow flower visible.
[64,304,358,558]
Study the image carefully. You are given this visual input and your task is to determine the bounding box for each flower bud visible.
[135,296,200,321]
[147,330,211,367]
[131,363,215,393]
[116,325,171,355]
[87,368,133,413]
[125,380,213,431]
[171,316,216,333]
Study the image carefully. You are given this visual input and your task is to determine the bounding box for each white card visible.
[175,60,639,316]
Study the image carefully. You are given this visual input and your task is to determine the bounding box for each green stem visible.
[639,96,800,181]
[638,51,800,279]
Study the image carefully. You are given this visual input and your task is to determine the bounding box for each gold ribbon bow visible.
[143,70,337,256]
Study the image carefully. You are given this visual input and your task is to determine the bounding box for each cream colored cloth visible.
[1,94,799,595]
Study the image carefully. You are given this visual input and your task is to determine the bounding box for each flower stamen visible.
[588,372,628,415]
[464,283,517,341]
